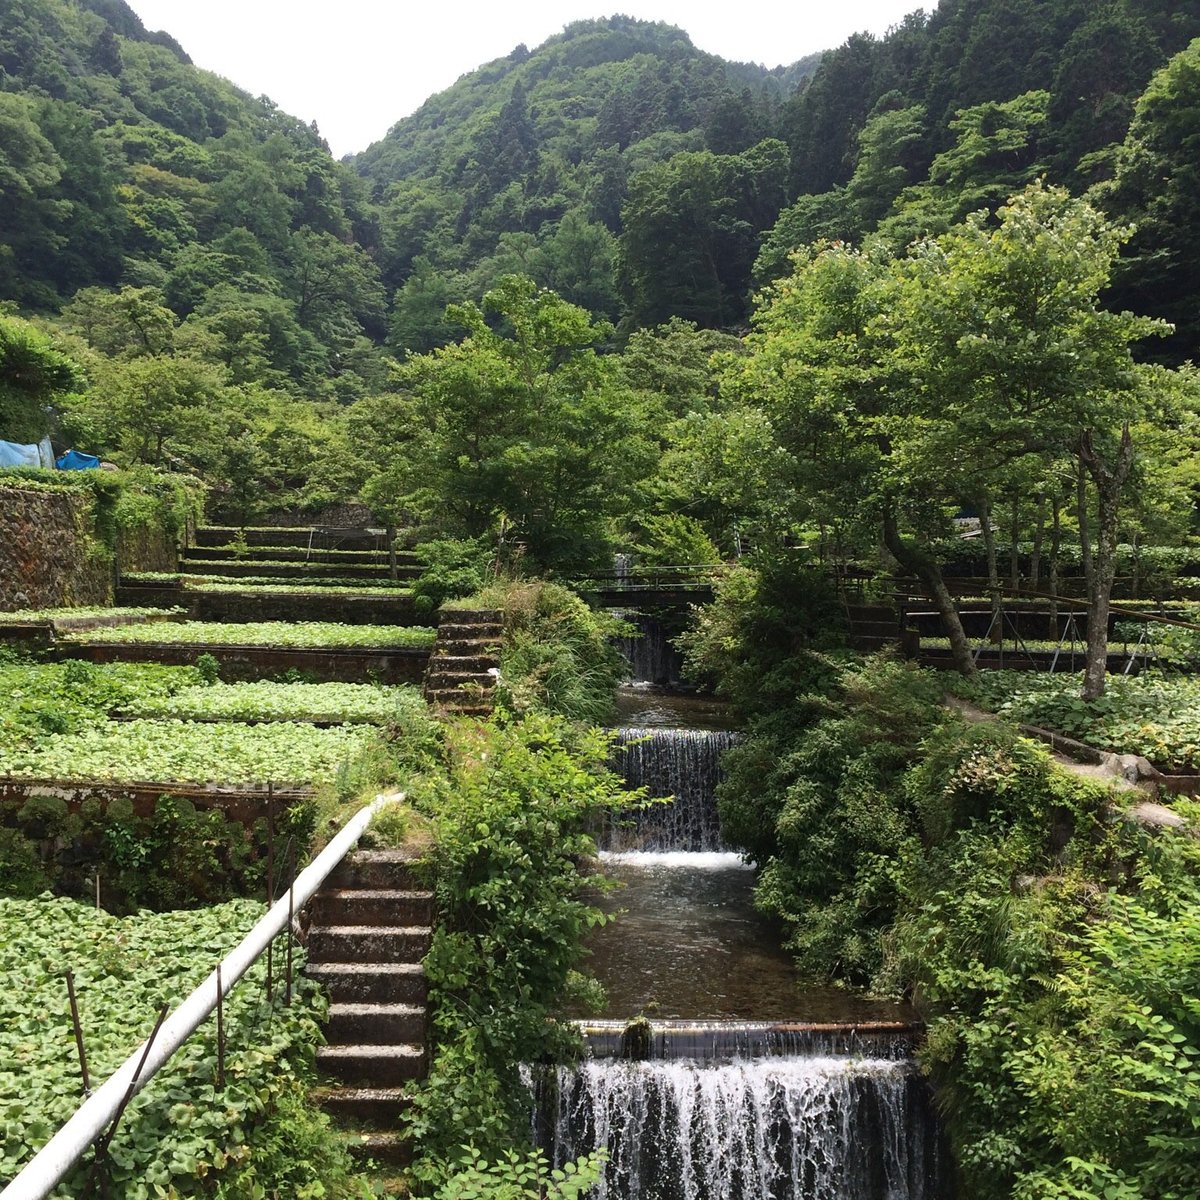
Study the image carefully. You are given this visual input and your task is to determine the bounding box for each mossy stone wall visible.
[0,486,111,611]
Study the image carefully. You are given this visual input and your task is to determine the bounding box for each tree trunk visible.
[1079,425,1134,701]
[386,523,398,581]
[1049,495,1061,639]
[1077,456,1093,598]
[882,502,976,677]
[1030,494,1045,590]
[1009,492,1020,591]
[978,495,1002,638]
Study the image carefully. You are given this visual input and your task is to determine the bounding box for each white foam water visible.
[531,1053,944,1200]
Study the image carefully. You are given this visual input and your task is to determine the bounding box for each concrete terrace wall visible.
[0,486,112,611]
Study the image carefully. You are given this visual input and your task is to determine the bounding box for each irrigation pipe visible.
[1,791,403,1200]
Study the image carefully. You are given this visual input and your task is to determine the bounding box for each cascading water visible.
[532,1031,946,1200]
[606,727,738,852]
[544,685,950,1199]
[612,611,685,686]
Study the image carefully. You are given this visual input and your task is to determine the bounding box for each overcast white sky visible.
[123,1,928,158]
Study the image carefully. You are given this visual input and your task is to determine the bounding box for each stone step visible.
[307,925,431,963]
[184,546,419,566]
[327,1002,426,1044]
[305,962,427,1005]
[849,634,902,649]
[847,620,901,638]
[427,654,499,672]
[179,558,417,581]
[327,850,427,891]
[845,605,898,622]
[343,1129,412,1168]
[311,1085,413,1126]
[309,888,434,927]
[426,688,496,706]
[435,623,503,639]
[316,1043,427,1086]
[439,608,504,623]
[434,639,503,656]
[425,671,497,689]
[193,527,408,552]
[438,704,496,717]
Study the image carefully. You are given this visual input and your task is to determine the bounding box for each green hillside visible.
[354,16,821,333]
[5,0,1200,526]
[0,0,386,396]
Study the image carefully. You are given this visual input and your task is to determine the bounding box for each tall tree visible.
[723,240,980,676]
[384,275,653,571]
[0,314,81,443]
[1095,37,1200,363]
[888,182,1176,698]
[619,140,788,328]
[732,182,1185,695]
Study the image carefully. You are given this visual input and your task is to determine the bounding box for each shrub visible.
[411,536,496,613]
[404,714,631,1186]
[491,580,627,724]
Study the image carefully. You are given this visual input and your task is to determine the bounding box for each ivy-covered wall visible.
[0,469,204,612]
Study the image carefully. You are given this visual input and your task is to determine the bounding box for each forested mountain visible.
[354,17,821,336]
[6,0,1200,530]
[356,3,1200,348]
[0,0,387,399]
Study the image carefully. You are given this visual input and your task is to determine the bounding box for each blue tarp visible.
[56,449,101,471]
[0,437,54,468]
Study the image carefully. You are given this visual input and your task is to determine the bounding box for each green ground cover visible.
[1,661,197,746]
[0,896,356,1196]
[63,620,436,649]
[0,719,375,786]
[123,573,412,593]
[922,634,1153,655]
[951,670,1200,772]
[0,607,182,623]
[179,559,392,572]
[124,680,426,725]
[188,581,412,596]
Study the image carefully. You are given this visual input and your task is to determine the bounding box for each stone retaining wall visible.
[0,486,111,611]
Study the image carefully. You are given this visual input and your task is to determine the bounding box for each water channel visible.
[534,635,951,1200]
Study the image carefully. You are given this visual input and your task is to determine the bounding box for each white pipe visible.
[2,792,402,1200]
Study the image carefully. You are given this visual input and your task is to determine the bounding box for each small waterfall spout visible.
[530,1031,948,1200]
[608,728,738,852]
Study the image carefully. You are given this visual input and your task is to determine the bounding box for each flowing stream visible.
[533,679,950,1199]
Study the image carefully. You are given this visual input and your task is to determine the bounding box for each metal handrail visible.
[576,564,726,587]
[2,792,403,1200]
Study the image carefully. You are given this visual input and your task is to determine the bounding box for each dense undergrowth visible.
[402,713,628,1188]
[685,561,1200,1200]
[373,576,633,1194]
[950,669,1200,773]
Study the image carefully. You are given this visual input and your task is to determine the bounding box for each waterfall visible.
[572,675,949,1198]
[612,611,684,685]
[530,1029,947,1200]
[607,728,737,852]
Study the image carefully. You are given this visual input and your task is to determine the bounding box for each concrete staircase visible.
[423,608,503,717]
[306,849,432,1170]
